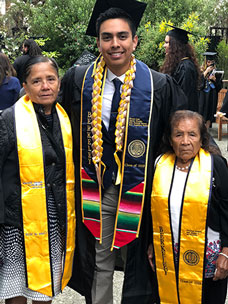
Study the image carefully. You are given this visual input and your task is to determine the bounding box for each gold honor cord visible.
[91,56,106,187]
[114,56,136,184]
[91,54,136,186]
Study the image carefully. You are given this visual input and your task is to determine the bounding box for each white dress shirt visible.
[102,69,125,130]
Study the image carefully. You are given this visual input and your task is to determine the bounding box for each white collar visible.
[107,69,125,83]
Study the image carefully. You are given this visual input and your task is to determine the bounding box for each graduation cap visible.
[86,0,147,37]
[166,24,192,44]
[202,51,217,61]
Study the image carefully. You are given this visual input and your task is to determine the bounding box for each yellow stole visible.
[151,149,212,304]
[15,96,76,296]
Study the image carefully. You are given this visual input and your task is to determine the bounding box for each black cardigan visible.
[0,103,67,229]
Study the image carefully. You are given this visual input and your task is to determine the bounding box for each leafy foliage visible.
[29,0,98,68]
[198,0,228,28]
[135,14,210,69]
[144,0,200,26]
[217,40,228,79]
[0,0,227,73]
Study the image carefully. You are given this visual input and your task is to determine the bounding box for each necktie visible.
[109,78,122,136]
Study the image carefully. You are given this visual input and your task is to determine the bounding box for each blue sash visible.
[80,59,154,248]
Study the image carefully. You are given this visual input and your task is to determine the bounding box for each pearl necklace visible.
[176,164,190,171]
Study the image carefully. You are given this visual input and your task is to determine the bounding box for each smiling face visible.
[170,118,202,164]
[23,62,60,114]
[96,18,138,76]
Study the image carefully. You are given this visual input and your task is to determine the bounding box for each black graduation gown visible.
[199,75,222,122]
[59,64,188,304]
[172,58,199,112]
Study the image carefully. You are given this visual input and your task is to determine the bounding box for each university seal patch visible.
[183,250,200,266]
[128,140,145,158]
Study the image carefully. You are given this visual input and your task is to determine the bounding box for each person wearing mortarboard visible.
[198,52,223,128]
[160,25,201,113]
[60,1,187,303]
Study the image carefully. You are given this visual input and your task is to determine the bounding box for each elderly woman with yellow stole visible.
[148,110,228,304]
[0,56,75,304]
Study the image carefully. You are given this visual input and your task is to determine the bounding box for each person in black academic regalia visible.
[160,25,201,112]
[60,2,188,303]
[199,52,223,128]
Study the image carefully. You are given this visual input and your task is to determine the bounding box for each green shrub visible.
[135,14,210,70]
[216,40,228,80]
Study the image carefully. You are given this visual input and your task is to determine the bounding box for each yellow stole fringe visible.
[151,149,212,304]
[15,96,75,296]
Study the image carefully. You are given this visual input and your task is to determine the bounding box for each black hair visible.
[23,56,59,83]
[0,53,17,85]
[96,7,136,38]
[160,110,221,155]
[23,39,42,56]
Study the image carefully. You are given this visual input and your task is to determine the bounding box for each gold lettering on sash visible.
[186,230,202,236]
[124,163,145,168]
[129,117,148,127]
[159,226,168,275]
[22,181,44,188]
[87,112,92,164]
[25,231,47,237]
[180,279,202,286]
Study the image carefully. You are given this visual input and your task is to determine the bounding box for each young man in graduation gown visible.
[60,1,188,303]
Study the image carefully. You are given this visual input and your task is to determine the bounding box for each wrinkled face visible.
[164,35,170,55]
[23,62,60,114]
[170,118,202,163]
[97,18,138,76]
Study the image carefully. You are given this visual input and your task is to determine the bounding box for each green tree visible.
[144,0,202,25]
[30,0,98,68]
[135,14,210,69]
[217,40,228,79]
[198,0,228,28]
[1,0,227,72]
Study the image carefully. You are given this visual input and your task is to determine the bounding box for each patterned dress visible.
[0,191,65,301]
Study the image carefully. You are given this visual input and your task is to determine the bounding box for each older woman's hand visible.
[147,244,155,272]
[213,247,228,281]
